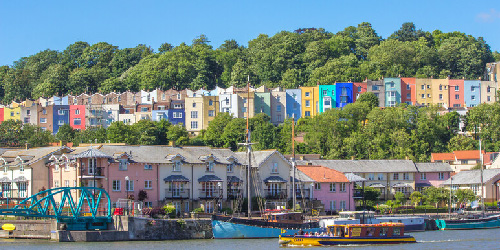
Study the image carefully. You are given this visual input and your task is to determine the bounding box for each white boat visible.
[319,211,425,232]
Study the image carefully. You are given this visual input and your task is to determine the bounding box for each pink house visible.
[353,82,367,102]
[69,105,86,131]
[297,165,355,213]
[448,79,464,108]
[414,163,453,192]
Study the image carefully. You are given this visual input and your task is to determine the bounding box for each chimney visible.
[60,141,67,146]
[307,162,312,166]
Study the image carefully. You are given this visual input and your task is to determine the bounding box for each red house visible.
[69,105,86,131]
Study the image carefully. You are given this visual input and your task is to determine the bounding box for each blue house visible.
[384,78,402,107]
[152,110,169,122]
[167,100,185,125]
[464,80,481,107]
[335,83,353,108]
[53,105,70,134]
[286,89,301,119]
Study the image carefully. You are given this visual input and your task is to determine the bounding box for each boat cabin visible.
[264,212,304,224]
[328,223,405,238]
[338,211,375,224]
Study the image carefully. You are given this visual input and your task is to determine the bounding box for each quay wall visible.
[0,219,54,239]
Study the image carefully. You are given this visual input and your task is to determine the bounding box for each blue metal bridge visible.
[0,187,112,230]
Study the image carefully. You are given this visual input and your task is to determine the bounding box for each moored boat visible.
[279,222,416,246]
[435,214,500,230]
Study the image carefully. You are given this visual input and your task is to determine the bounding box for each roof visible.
[296,160,417,173]
[235,150,291,168]
[297,165,350,183]
[431,153,455,161]
[370,183,385,188]
[263,176,288,183]
[415,163,453,172]
[227,176,243,183]
[198,175,223,182]
[0,146,72,166]
[344,173,366,182]
[73,148,112,159]
[290,169,314,182]
[453,150,485,160]
[441,169,500,185]
[163,175,190,182]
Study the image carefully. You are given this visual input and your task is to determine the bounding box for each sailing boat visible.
[435,137,500,230]
[211,80,321,239]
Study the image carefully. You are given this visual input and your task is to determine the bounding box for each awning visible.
[13,176,28,182]
[345,173,366,182]
[73,148,112,159]
[164,175,190,182]
[415,183,432,188]
[198,175,223,182]
[393,183,412,188]
[0,177,11,183]
[264,176,287,183]
[369,183,385,188]
[227,176,242,183]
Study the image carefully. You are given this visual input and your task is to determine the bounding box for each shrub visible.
[142,207,166,218]
[221,208,233,215]
[192,207,205,213]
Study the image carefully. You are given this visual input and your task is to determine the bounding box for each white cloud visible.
[476,9,500,23]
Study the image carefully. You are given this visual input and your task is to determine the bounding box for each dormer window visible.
[55,164,59,171]
[20,165,24,172]
[227,164,234,173]
[119,159,128,171]
[173,161,182,172]
[271,162,278,173]
[206,162,215,172]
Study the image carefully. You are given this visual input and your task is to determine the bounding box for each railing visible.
[227,189,242,199]
[291,188,310,199]
[265,189,287,199]
[80,167,104,176]
[165,189,190,199]
[199,189,222,199]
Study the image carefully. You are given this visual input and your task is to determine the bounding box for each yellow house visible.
[236,92,255,119]
[185,96,204,135]
[431,79,449,108]
[300,86,319,117]
[202,96,219,130]
[3,105,21,121]
[415,79,433,106]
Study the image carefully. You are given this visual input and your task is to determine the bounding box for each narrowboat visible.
[320,211,426,232]
[212,211,320,239]
[279,223,417,246]
[435,214,500,230]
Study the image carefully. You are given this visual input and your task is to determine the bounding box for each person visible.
[340,229,345,237]
[298,229,304,235]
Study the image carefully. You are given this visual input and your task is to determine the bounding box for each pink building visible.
[401,77,416,105]
[414,163,453,192]
[69,105,86,131]
[448,79,464,108]
[297,165,355,213]
[353,82,367,102]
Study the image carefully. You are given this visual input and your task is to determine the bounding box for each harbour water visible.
[1,228,500,249]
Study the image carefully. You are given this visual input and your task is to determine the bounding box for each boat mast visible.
[292,116,296,211]
[480,138,485,217]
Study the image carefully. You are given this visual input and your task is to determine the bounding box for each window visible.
[173,112,182,118]
[209,99,213,106]
[340,183,346,192]
[406,84,410,90]
[406,93,411,99]
[145,180,152,189]
[358,86,362,92]
[162,93,166,100]
[421,94,425,99]
[340,201,346,210]
[158,106,166,110]
[54,180,59,188]
[271,163,278,173]
[439,94,443,100]
[191,121,198,129]
[471,95,475,101]
[144,164,153,170]
[305,92,310,97]
[305,111,311,117]
[305,100,310,107]
[173,161,182,171]
[126,180,134,191]
[192,102,196,108]
[20,165,24,172]
[242,107,247,113]
[372,85,379,91]
[174,104,182,109]
[403,173,409,180]
[393,173,399,180]
[330,183,336,192]
[64,180,69,187]
[42,109,47,115]
[177,94,181,100]
[427,94,431,98]
[119,159,128,171]
[471,86,475,92]
[390,82,395,88]
[420,173,426,180]
[488,96,491,102]
[140,107,148,112]
[374,93,379,97]
[74,118,81,125]
[58,120,65,125]
[377,174,383,180]
[368,173,374,180]
[390,91,396,97]
[427,85,430,89]
[208,110,215,117]
[227,164,234,173]
[487,87,491,93]
[330,200,336,211]
[454,86,459,91]
[438,173,445,180]
[64,163,69,171]
[206,162,215,172]
[191,111,198,119]
[455,94,459,100]
[277,105,281,112]
[58,109,65,115]
[439,85,443,91]
[322,90,327,95]
[314,183,321,190]
[324,100,331,106]
[18,182,27,198]
[75,109,80,115]
[225,98,230,105]
[40,118,47,123]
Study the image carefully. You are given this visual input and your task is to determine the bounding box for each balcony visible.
[199,189,222,199]
[80,167,105,178]
[227,189,242,199]
[265,189,287,199]
[165,189,190,199]
[290,188,310,199]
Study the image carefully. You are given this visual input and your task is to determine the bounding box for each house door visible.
[173,201,181,214]
[204,182,214,198]
[172,182,183,197]
[206,201,214,213]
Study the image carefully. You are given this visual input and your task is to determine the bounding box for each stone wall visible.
[0,219,54,239]
[123,216,213,240]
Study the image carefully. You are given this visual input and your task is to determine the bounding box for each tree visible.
[55,124,76,143]
[394,191,406,206]
[204,112,233,147]
[363,186,380,207]
[0,120,23,146]
[455,188,477,207]
[410,191,423,206]
[356,92,379,109]
[21,124,54,147]
[424,187,448,208]
[107,121,138,145]
[221,118,246,151]
[167,124,189,145]
[388,22,429,42]
[447,135,478,151]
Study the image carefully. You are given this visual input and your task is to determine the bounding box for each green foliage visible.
[356,92,379,109]
[424,186,449,208]
[192,207,205,213]
[410,191,423,206]
[394,192,406,206]
[55,124,76,142]
[163,203,176,215]
[455,188,477,205]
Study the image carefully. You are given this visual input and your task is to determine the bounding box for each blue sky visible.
[1,0,499,66]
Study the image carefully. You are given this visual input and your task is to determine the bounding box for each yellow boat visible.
[279,222,416,246]
[1,224,15,231]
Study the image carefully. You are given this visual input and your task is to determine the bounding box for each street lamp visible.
[217,182,222,214]
[125,176,129,214]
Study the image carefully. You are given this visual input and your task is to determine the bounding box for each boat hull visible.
[212,218,320,239]
[279,235,417,246]
[436,215,500,230]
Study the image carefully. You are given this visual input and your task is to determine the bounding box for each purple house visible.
[414,163,453,192]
